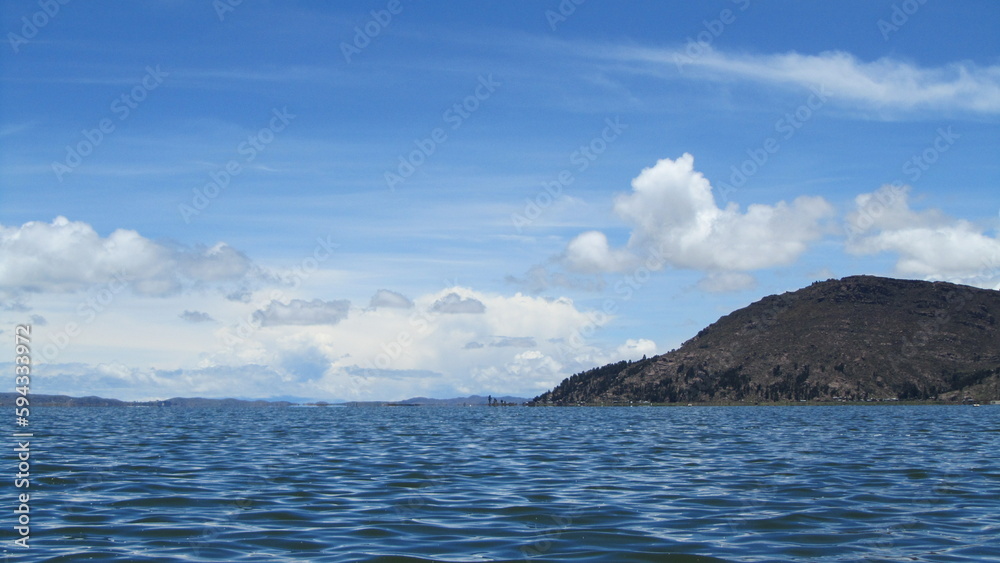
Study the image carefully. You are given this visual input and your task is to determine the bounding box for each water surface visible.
[12,405,1000,561]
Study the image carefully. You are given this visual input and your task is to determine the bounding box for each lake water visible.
[10,406,1000,561]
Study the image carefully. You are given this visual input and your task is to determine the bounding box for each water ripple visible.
[15,405,1000,561]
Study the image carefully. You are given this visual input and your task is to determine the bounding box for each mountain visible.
[532,276,1000,405]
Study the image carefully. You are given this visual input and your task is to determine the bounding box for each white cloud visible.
[0,217,257,297]
[24,280,662,401]
[846,185,1000,287]
[615,338,657,361]
[562,231,635,274]
[561,154,834,285]
[195,287,617,400]
[619,47,1000,114]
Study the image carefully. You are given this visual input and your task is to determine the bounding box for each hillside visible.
[532,276,1000,405]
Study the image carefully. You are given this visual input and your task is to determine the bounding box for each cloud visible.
[489,336,537,348]
[22,285,639,401]
[197,287,612,400]
[0,217,257,297]
[618,47,1000,114]
[369,289,414,309]
[29,314,48,326]
[846,185,1000,287]
[562,231,635,274]
[561,154,834,285]
[32,362,290,402]
[430,292,486,314]
[254,299,351,326]
[505,264,607,294]
[179,310,214,323]
[226,289,253,302]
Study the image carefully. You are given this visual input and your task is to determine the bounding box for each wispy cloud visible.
[608,46,1000,115]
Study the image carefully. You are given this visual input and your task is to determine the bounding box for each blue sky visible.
[2,1,998,401]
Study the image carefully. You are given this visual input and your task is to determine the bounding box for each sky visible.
[1,1,998,402]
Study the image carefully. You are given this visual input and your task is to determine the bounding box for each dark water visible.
[8,406,1000,562]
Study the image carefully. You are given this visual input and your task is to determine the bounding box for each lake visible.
[12,405,1000,561]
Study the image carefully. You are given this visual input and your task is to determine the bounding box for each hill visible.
[532,276,1000,405]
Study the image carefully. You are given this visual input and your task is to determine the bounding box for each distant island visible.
[0,394,297,408]
[531,275,1000,406]
[2,394,529,408]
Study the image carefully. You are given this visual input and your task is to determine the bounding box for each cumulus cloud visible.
[561,154,834,285]
[0,217,257,296]
[562,231,635,274]
[846,185,1000,287]
[179,310,214,323]
[255,299,351,326]
[430,292,486,314]
[198,286,609,400]
[26,285,636,401]
[617,47,1000,114]
[369,289,414,309]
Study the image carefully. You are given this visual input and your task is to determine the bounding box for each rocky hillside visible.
[532,276,1000,404]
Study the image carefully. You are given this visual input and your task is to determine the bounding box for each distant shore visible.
[7,392,997,408]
